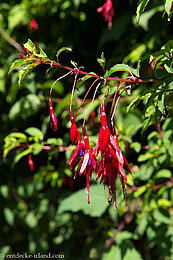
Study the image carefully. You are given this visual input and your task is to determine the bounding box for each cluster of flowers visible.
[67,101,132,207]
[48,68,132,207]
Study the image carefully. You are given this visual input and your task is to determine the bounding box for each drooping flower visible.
[30,19,39,32]
[69,130,85,171]
[97,0,115,29]
[96,121,132,207]
[70,111,78,145]
[69,126,98,203]
[28,154,34,171]
[98,102,110,154]
[49,97,57,131]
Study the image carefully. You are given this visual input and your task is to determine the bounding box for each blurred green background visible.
[0,0,172,259]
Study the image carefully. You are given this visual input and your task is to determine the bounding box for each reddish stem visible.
[41,60,161,84]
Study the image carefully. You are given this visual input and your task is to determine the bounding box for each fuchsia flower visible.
[69,126,98,204]
[70,111,78,145]
[49,97,57,131]
[97,0,115,29]
[92,105,131,206]
[30,19,39,32]
[69,130,85,171]
[98,102,110,154]
[28,154,34,171]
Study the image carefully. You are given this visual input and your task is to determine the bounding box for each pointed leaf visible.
[76,73,97,89]
[9,59,33,74]
[165,0,173,20]
[108,64,139,76]
[56,47,72,62]
[97,52,106,70]
[23,39,35,52]
[14,148,32,164]
[136,0,150,23]
[25,127,44,141]
[18,63,37,86]
[58,184,109,217]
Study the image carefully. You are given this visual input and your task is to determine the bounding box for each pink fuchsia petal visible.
[85,167,92,204]
[79,152,89,175]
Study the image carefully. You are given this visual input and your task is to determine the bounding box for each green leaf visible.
[56,47,72,62]
[97,52,106,71]
[134,163,154,181]
[154,169,172,179]
[25,127,44,141]
[14,148,32,164]
[136,0,150,23]
[18,63,37,87]
[157,199,172,208]
[33,46,48,58]
[9,94,41,120]
[9,59,33,74]
[58,184,109,217]
[153,209,171,225]
[0,245,10,255]
[137,214,148,235]
[115,231,133,244]
[5,132,27,141]
[134,185,147,198]
[8,5,27,31]
[108,64,139,77]
[76,73,96,89]
[165,0,173,20]
[31,143,43,155]
[102,246,122,260]
[23,39,35,52]
[130,142,141,153]
[0,185,9,199]
[138,152,154,162]
[4,208,14,226]
[25,211,38,228]
[124,248,143,260]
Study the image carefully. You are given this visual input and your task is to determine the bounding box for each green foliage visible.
[0,0,173,259]
[58,184,109,217]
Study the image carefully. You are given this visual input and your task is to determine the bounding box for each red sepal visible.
[49,98,57,131]
[28,154,34,171]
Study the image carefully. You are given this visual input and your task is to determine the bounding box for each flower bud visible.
[70,113,78,145]
[28,154,34,171]
[49,98,57,131]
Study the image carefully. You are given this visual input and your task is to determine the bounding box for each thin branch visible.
[41,60,161,84]
[0,28,24,53]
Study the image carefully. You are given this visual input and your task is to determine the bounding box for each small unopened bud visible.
[49,98,57,131]
[70,112,78,145]
[28,154,34,171]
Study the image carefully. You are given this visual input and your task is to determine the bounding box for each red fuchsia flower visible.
[70,111,78,145]
[69,130,85,171]
[30,19,39,32]
[79,126,99,203]
[28,154,34,171]
[70,126,99,204]
[98,102,110,154]
[97,0,115,30]
[49,97,57,131]
[95,119,132,207]
[97,149,118,207]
